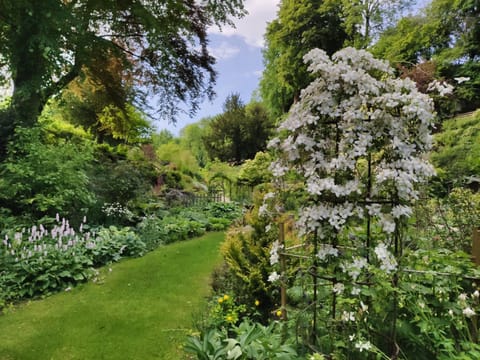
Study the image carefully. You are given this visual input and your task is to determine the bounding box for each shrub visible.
[414,187,480,252]
[135,204,241,249]
[0,218,145,305]
[0,126,95,222]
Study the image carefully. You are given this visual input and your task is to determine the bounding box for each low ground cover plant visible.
[185,320,299,360]
[0,216,145,307]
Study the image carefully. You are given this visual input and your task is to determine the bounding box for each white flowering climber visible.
[265,46,435,250]
[265,47,437,352]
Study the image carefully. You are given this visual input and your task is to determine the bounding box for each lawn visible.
[0,232,225,360]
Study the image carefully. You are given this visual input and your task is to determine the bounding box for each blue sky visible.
[159,0,280,135]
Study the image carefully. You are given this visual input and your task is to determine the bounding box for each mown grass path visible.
[0,232,224,360]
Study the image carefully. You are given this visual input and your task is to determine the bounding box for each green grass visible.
[0,232,225,360]
[432,110,480,186]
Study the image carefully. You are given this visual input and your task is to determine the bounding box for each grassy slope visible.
[431,110,480,184]
[0,232,224,360]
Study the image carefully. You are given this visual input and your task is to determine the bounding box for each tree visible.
[372,0,480,113]
[371,15,431,65]
[0,0,246,155]
[52,56,151,144]
[202,94,274,163]
[330,0,414,48]
[237,152,273,187]
[260,0,349,119]
[179,120,210,167]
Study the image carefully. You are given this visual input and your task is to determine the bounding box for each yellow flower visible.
[226,315,234,323]
[223,294,230,301]
[255,300,260,307]
[218,297,224,304]
[276,310,282,317]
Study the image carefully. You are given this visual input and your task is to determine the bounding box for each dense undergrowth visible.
[0,202,241,309]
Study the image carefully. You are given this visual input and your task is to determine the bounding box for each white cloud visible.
[208,41,241,60]
[209,0,280,48]
[253,70,263,77]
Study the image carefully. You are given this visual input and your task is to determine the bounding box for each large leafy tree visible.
[373,0,479,64]
[47,52,152,144]
[372,0,480,113]
[370,15,431,65]
[260,0,350,119]
[0,0,245,155]
[179,120,210,167]
[202,94,274,163]
[329,0,414,48]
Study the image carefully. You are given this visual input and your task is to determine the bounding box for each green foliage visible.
[180,120,210,167]
[156,142,201,175]
[136,215,205,247]
[395,248,480,360]
[137,203,240,250]
[151,129,175,147]
[185,320,299,360]
[431,111,480,189]
[54,70,152,145]
[0,219,145,305]
[373,0,480,115]
[237,152,273,187]
[97,104,152,143]
[331,0,414,48]
[414,188,480,252]
[0,126,95,222]
[208,294,249,329]
[136,203,241,250]
[217,206,280,322]
[203,94,274,163]
[261,0,349,118]
[86,144,159,222]
[204,160,239,187]
[151,137,209,194]
[202,202,243,221]
[0,0,246,155]
[137,203,241,250]
[371,15,431,65]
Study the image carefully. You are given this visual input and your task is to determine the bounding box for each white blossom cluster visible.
[458,292,478,318]
[374,243,398,273]
[268,271,281,283]
[266,45,436,260]
[341,257,368,281]
[102,202,134,219]
[269,240,283,265]
[316,243,339,261]
[265,47,439,298]
[268,47,435,233]
[426,79,454,96]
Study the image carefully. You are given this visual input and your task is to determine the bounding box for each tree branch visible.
[42,64,81,104]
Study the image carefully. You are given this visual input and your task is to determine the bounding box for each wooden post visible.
[472,228,480,266]
[279,222,287,321]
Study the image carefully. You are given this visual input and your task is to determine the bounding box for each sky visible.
[159,0,430,136]
[158,0,281,135]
